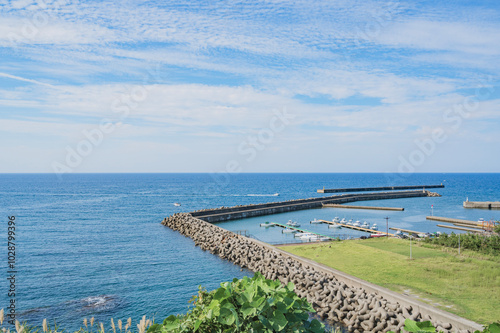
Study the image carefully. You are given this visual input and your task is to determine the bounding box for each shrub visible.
[148,272,326,333]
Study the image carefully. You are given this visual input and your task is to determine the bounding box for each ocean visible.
[0,173,499,330]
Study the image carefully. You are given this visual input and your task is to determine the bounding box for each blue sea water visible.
[0,173,499,330]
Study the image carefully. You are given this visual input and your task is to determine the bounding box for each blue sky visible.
[0,0,499,174]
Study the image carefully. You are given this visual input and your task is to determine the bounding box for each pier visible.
[317,184,444,193]
[319,220,392,235]
[426,216,481,227]
[390,227,426,236]
[437,225,483,233]
[463,201,500,210]
[322,203,404,211]
[192,190,433,223]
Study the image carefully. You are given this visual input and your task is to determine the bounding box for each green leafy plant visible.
[388,319,500,333]
[148,272,326,333]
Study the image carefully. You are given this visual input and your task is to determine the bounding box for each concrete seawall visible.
[318,185,444,193]
[322,204,404,211]
[162,213,481,333]
[192,190,430,223]
[463,201,500,210]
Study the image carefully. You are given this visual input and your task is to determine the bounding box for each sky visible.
[0,0,499,174]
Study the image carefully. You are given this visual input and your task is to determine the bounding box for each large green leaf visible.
[404,319,436,333]
[270,309,288,331]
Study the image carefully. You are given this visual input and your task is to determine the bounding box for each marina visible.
[270,222,335,241]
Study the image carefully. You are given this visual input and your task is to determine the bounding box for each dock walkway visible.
[319,220,393,236]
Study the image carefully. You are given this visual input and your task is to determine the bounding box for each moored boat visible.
[361,221,370,229]
[329,223,342,229]
[282,228,297,233]
[370,223,378,230]
[287,220,300,227]
[260,222,275,227]
[310,218,323,224]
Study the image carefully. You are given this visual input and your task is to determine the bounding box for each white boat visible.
[333,217,340,223]
[353,220,361,227]
[273,193,279,196]
[370,224,378,231]
[287,220,300,227]
[298,233,317,241]
[282,228,297,234]
[173,203,181,206]
[346,220,353,226]
[395,230,403,236]
[329,223,341,229]
[260,222,275,228]
[310,218,323,224]
[361,221,370,229]
[295,232,311,238]
[319,236,331,242]
[340,218,347,224]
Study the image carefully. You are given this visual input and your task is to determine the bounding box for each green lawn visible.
[279,238,500,324]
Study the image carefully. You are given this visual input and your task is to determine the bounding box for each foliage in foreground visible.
[147,272,325,333]
[423,232,500,256]
[390,319,500,333]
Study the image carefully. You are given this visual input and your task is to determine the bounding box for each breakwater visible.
[322,204,404,211]
[317,185,444,193]
[463,201,500,210]
[192,190,432,223]
[162,213,481,333]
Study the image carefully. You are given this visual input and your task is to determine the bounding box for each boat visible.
[310,218,323,224]
[273,193,279,196]
[260,222,275,228]
[353,220,361,227]
[370,233,387,238]
[319,236,331,242]
[298,233,316,241]
[370,224,378,231]
[287,220,300,227]
[282,228,297,234]
[295,232,312,238]
[361,221,370,229]
[395,230,403,236]
[340,218,347,224]
[329,223,341,229]
[173,203,181,206]
[333,217,340,223]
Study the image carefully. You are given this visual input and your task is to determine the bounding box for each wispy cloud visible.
[0,0,499,172]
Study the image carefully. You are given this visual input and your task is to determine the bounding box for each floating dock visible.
[437,225,483,233]
[317,184,444,193]
[322,203,404,211]
[463,201,500,210]
[271,223,335,240]
[319,220,393,236]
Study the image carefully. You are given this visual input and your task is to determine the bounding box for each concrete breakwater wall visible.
[318,185,444,194]
[192,190,431,223]
[162,213,481,333]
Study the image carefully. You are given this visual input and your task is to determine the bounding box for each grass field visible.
[278,238,500,324]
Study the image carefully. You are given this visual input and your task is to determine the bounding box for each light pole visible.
[385,216,389,239]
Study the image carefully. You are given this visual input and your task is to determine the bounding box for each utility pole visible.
[410,234,412,260]
[385,216,389,239]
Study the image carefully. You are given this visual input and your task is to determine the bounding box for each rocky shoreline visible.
[162,213,472,333]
